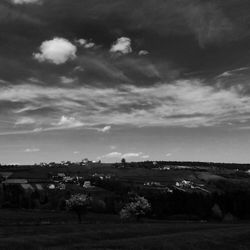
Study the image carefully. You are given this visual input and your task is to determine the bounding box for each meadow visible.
[0,209,250,250]
[1,163,250,249]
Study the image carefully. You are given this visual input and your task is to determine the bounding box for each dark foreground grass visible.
[0,209,249,250]
[0,219,250,249]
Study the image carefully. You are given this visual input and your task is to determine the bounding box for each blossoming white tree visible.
[66,194,90,223]
[120,195,151,221]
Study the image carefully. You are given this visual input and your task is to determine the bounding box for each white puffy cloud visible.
[141,155,150,159]
[60,76,76,84]
[33,38,77,64]
[53,116,84,128]
[76,39,87,46]
[11,0,40,4]
[76,39,95,49]
[110,37,132,54]
[98,125,111,133]
[24,148,40,153]
[84,42,95,49]
[138,50,149,56]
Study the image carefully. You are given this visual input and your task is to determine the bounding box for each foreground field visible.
[0,210,250,250]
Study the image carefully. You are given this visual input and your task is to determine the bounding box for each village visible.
[0,160,250,249]
[0,159,249,218]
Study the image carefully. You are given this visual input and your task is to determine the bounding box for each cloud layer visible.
[100,151,148,160]
[11,0,40,4]
[0,77,250,135]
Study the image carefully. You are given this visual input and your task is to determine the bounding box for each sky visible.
[1,0,250,164]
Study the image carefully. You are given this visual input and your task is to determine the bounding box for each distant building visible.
[83,181,91,188]
[57,173,66,178]
[3,179,28,184]
[0,172,13,180]
[81,158,92,165]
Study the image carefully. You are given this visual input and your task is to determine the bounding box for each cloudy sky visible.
[1,0,250,164]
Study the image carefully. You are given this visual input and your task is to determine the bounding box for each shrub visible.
[211,203,223,221]
[120,195,151,221]
[66,194,90,223]
[90,198,106,213]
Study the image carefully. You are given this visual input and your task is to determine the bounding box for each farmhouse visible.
[0,177,51,209]
[0,172,13,180]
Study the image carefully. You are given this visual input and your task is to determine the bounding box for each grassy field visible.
[6,164,250,184]
[1,165,219,185]
[0,210,250,250]
[1,165,250,249]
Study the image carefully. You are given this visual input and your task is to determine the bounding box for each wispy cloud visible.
[15,117,36,125]
[24,148,40,153]
[122,152,143,158]
[100,151,148,160]
[11,0,41,4]
[101,152,122,158]
[217,67,250,78]
[1,78,250,135]
[60,77,76,84]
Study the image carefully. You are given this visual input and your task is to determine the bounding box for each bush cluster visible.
[65,194,89,210]
[120,195,151,220]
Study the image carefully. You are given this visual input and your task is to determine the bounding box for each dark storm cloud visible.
[2,0,250,83]
[32,0,245,47]
[0,1,40,23]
